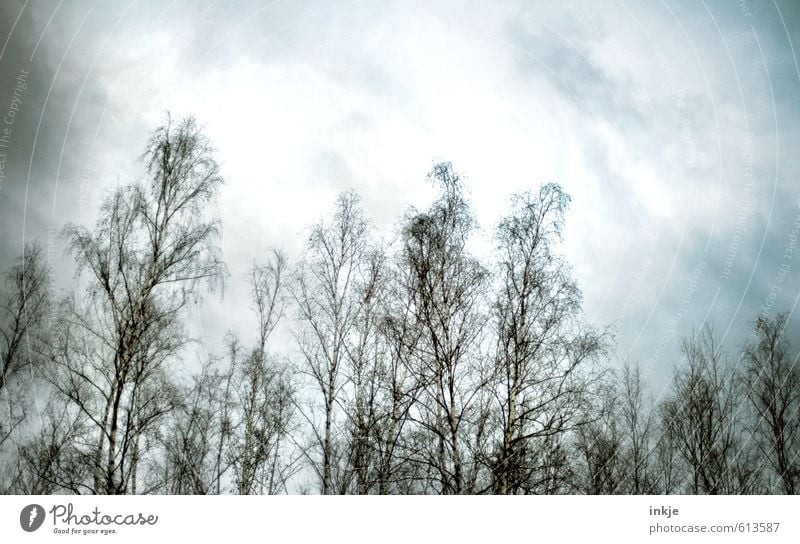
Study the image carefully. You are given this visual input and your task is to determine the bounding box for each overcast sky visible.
[1,0,798,390]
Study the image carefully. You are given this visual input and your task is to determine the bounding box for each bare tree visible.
[652,430,680,494]
[0,243,50,449]
[397,162,490,494]
[743,314,800,494]
[570,363,658,495]
[7,398,90,494]
[156,357,233,494]
[228,252,298,494]
[49,115,225,494]
[617,362,656,493]
[291,191,371,494]
[659,328,747,494]
[489,184,605,494]
[336,246,392,494]
[367,276,422,494]
[573,380,622,494]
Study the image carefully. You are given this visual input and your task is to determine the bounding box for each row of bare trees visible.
[572,320,800,496]
[1,116,798,494]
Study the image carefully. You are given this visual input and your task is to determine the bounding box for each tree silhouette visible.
[48,115,225,494]
[1,124,798,496]
[0,243,50,451]
[490,184,605,494]
[743,314,800,494]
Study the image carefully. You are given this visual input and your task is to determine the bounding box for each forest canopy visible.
[1,116,797,495]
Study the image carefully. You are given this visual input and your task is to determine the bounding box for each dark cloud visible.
[502,0,800,375]
[0,0,798,385]
[508,18,645,130]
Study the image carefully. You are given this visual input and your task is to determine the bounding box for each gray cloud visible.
[0,0,798,384]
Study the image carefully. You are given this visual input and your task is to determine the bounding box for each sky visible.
[0,0,799,393]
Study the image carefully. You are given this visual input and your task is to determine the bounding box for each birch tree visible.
[50,115,225,494]
[743,314,800,494]
[660,328,747,494]
[398,162,490,494]
[617,362,656,493]
[291,191,371,494]
[229,253,298,494]
[489,184,604,494]
[0,243,50,450]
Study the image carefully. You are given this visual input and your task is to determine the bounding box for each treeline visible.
[1,117,798,495]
